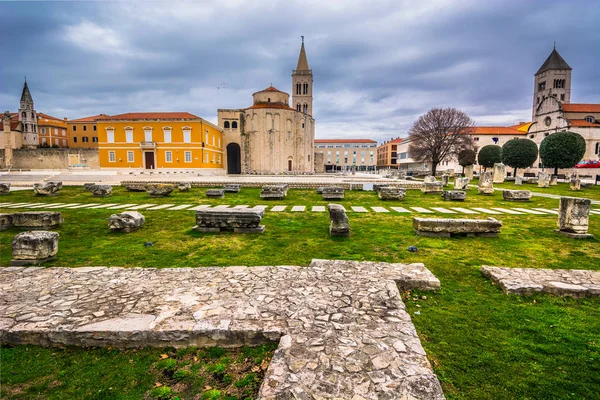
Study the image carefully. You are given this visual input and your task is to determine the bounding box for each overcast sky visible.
[1,0,599,142]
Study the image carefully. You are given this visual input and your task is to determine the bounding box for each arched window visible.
[303,104,308,113]
[585,116,595,123]
[224,121,230,128]
[21,112,26,119]
[296,83,301,95]
[232,121,238,129]
[595,142,600,155]
[297,103,301,111]
[31,112,34,119]
[303,83,308,95]
[268,98,270,103]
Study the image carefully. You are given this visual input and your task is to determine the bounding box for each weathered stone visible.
[108,211,145,233]
[90,184,112,197]
[328,204,350,237]
[33,181,62,196]
[123,183,147,192]
[550,175,558,186]
[322,187,344,200]
[0,213,14,231]
[223,184,241,193]
[441,190,466,201]
[441,174,450,187]
[478,171,494,194]
[316,187,325,194]
[514,176,523,185]
[464,165,474,180]
[193,208,265,233]
[261,185,286,199]
[492,163,505,183]
[570,177,581,191]
[538,173,550,188]
[413,217,501,237]
[454,177,470,190]
[178,182,191,192]
[0,182,11,194]
[421,177,443,194]
[502,190,531,201]
[556,197,592,238]
[83,183,95,192]
[423,176,437,184]
[378,187,406,200]
[146,183,175,197]
[206,189,225,199]
[12,212,64,229]
[372,184,391,193]
[11,231,59,265]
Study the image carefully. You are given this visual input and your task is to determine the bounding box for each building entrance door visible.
[144,152,155,169]
[288,159,293,172]
[226,143,241,174]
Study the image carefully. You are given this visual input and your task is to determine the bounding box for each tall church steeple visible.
[19,79,38,147]
[292,37,313,116]
[532,46,572,119]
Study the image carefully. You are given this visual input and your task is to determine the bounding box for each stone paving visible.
[0,260,444,400]
[481,266,600,298]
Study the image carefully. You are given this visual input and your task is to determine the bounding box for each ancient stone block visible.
[464,165,474,180]
[570,177,581,191]
[316,187,325,194]
[550,175,558,186]
[478,171,494,194]
[515,176,523,186]
[146,183,175,197]
[538,173,550,188]
[413,217,502,237]
[12,212,64,229]
[454,177,470,190]
[322,187,344,200]
[206,189,225,199]
[441,190,466,201]
[423,176,437,184]
[193,208,265,233]
[123,183,147,192]
[373,184,391,193]
[378,187,406,200]
[0,213,14,231]
[83,183,95,192]
[556,197,592,238]
[441,174,450,187]
[492,163,505,183]
[502,190,531,201]
[11,230,59,265]
[261,185,286,199]
[34,181,62,196]
[223,184,240,193]
[91,185,112,197]
[327,204,349,237]
[108,211,145,233]
[422,181,443,194]
[0,182,11,194]
[178,182,191,192]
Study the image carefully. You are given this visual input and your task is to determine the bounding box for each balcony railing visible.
[140,141,157,149]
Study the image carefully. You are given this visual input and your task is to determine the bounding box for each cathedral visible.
[217,39,315,174]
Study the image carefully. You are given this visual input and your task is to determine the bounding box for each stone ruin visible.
[378,187,406,201]
[327,204,350,237]
[34,181,62,196]
[206,189,225,199]
[260,185,287,200]
[454,177,470,190]
[556,197,593,239]
[223,184,241,193]
[549,175,558,186]
[502,190,531,201]
[464,164,474,180]
[108,211,145,233]
[421,176,443,194]
[0,214,14,231]
[316,187,325,194]
[11,230,59,266]
[0,182,11,194]
[322,187,344,200]
[478,171,494,195]
[90,184,112,197]
[441,174,450,187]
[492,163,506,183]
[570,176,581,191]
[193,208,265,233]
[83,183,95,192]
[538,173,551,188]
[146,183,175,197]
[123,182,147,192]
[178,182,191,192]
[514,176,523,186]
[413,217,502,238]
[3,211,64,230]
[441,190,466,201]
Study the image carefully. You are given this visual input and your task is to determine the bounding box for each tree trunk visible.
[554,166,558,176]
[513,167,517,178]
[431,162,437,177]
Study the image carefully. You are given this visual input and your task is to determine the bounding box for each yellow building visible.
[67,114,105,148]
[37,113,68,147]
[97,112,223,169]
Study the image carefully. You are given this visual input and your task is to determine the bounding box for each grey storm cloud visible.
[1,0,599,142]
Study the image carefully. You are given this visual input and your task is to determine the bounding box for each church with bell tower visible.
[292,37,313,116]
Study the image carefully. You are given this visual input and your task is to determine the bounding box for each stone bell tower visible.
[292,37,313,116]
[19,79,38,148]
[532,46,572,119]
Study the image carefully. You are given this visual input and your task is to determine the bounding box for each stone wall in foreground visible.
[0,148,100,170]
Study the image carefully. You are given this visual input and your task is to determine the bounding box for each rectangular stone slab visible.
[413,217,502,236]
[193,208,264,230]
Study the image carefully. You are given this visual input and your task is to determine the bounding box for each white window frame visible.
[218,138,221,148]
[127,151,134,162]
[106,128,115,144]
[205,130,209,144]
[165,151,173,162]
[184,151,192,163]
[125,129,133,143]
[163,127,172,143]
[183,128,191,143]
[41,128,46,134]
[205,153,209,163]
[108,151,116,162]
[144,127,153,142]
[54,128,58,135]
[212,153,215,163]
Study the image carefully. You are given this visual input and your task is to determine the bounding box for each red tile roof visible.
[315,139,377,143]
[258,85,282,93]
[245,103,296,111]
[98,112,200,121]
[562,103,600,113]
[37,112,63,122]
[0,121,22,131]
[470,126,526,135]
[69,114,109,123]
[568,119,598,127]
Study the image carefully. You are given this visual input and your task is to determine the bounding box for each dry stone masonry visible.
[108,211,145,233]
[556,197,593,239]
[327,204,350,237]
[33,181,62,196]
[0,182,11,194]
[413,217,502,237]
[0,260,444,399]
[193,208,265,233]
[322,187,344,200]
[441,191,466,201]
[502,190,531,202]
[481,266,600,298]
[478,171,494,195]
[11,230,59,266]
[378,187,406,201]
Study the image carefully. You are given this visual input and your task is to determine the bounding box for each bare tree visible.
[408,108,475,176]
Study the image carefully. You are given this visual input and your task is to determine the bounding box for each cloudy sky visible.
[1,0,599,142]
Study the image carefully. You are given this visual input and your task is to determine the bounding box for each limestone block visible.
[464,165,474,180]
[454,177,470,190]
[422,181,443,194]
[206,189,225,199]
[316,187,325,194]
[492,163,506,183]
[538,173,550,188]
[373,184,391,193]
[557,197,591,237]
[322,187,344,200]
[441,190,466,201]
[0,213,14,231]
[223,184,240,193]
[34,181,62,196]
[91,184,112,197]
[11,230,59,265]
[327,204,350,237]
[178,182,191,192]
[0,182,11,194]
[515,176,523,186]
[261,185,286,199]
[570,177,581,191]
[12,212,64,229]
[502,190,531,201]
[378,187,406,201]
[108,211,145,233]
[441,174,450,187]
[413,217,501,237]
[83,183,95,192]
[193,208,264,233]
[123,183,147,192]
[423,176,437,183]
[478,171,494,194]
[146,183,175,197]
[550,175,558,186]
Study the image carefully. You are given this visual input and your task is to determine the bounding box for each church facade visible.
[217,40,315,174]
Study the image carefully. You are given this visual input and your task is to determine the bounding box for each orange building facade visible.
[37,113,68,148]
[67,114,105,148]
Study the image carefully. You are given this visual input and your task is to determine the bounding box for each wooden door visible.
[144,152,155,169]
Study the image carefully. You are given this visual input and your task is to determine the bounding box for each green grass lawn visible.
[475,179,600,201]
[1,187,600,399]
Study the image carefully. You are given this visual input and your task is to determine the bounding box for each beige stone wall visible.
[0,148,99,169]
[314,152,324,173]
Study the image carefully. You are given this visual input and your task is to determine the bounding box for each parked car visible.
[574,160,600,169]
